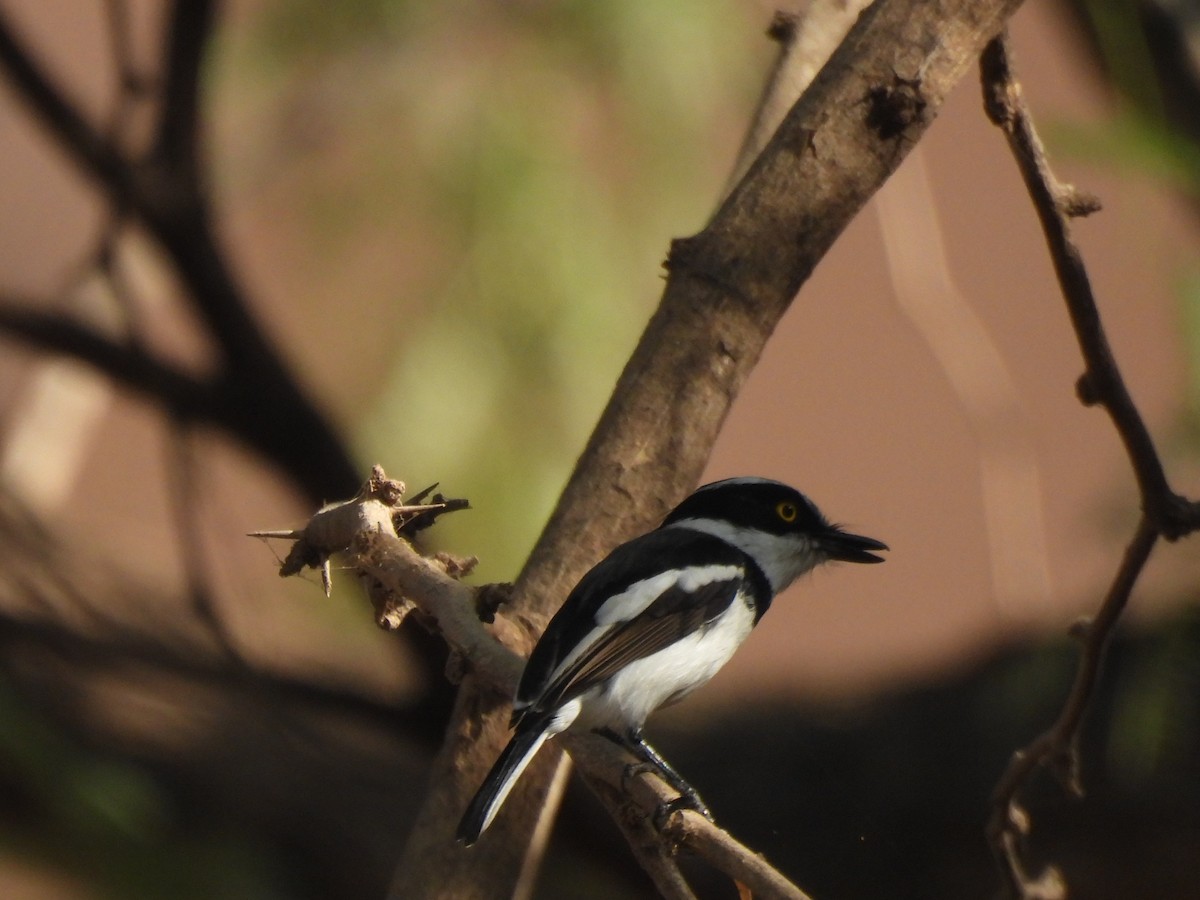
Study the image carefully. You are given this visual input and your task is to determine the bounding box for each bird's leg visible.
[598,727,713,822]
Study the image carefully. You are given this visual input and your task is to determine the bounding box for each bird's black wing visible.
[534,577,742,713]
[513,528,747,722]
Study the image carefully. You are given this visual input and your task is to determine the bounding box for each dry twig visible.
[979,32,1200,898]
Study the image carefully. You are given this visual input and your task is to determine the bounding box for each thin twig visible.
[979,31,1200,898]
[354,530,527,692]
[676,814,814,900]
[102,0,152,143]
[985,517,1157,897]
[980,34,1200,540]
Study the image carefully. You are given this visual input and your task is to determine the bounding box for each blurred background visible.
[1,0,1198,897]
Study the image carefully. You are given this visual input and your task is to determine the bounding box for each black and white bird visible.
[457,476,886,845]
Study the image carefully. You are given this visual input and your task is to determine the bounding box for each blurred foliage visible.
[1078,0,1167,120]
[1049,111,1200,197]
[212,0,765,581]
[1106,618,1200,784]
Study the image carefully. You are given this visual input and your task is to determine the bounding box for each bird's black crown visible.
[661,477,826,536]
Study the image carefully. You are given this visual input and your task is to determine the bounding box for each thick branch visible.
[724,1,873,195]
[401,1,1026,895]
[514,0,1026,634]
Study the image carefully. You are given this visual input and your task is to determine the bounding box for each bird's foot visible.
[653,789,712,831]
[621,762,712,826]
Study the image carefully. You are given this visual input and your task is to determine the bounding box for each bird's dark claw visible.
[653,791,713,831]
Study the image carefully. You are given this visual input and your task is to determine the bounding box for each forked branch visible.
[399,0,1029,895]
[0,4,359,503]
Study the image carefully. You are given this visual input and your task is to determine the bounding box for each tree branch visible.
[101,0,154,142]
[153,0,215,180]
[986,517,1157,898]
[0,301,215,415]
[723,1,873,196]
[0,8,129,189]
[979,33,1200,540]
[0,6,360,503]
[979,31,1200,898]
[0,608,419,741]
[401,0,1027,895]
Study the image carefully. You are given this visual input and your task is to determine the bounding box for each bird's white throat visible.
[665,518,823,594]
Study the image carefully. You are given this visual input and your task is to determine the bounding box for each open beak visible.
[819,528,888,564]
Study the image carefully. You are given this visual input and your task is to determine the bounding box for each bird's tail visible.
[457,715,552,846]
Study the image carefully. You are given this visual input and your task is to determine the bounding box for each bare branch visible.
[513,0,1026,636]
[0,8,130,191]
[0,301,214,412]
[979,31,1200,897]
[570,733,813,900]
[353,530,526,692]
[979,34,1200,540]
[986,517,1158,897]
[724,1,873,195]
[670,813,814,900]
[0,7,360,503]
[154,0,215,179]
[101,0,153,142]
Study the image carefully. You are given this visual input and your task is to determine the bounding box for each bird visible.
[457,476,887,845]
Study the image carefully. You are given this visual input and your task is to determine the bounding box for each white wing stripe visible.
[594,564,742,626]
[542,564,742,692]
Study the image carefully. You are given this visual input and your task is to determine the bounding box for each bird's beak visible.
[819,528,888,564]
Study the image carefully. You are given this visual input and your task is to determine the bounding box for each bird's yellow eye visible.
[776,501,798,523]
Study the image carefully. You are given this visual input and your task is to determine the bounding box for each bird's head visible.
[661,477,887,593]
